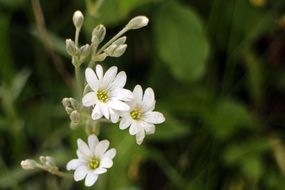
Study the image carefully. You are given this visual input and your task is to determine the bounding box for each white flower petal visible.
[103,66,117,87]
[143,111,165,124]
[94,167,107,174]
[112,71,126,88]
[111,89,133,101]
[100,157,113,168]
[85,172,98,187]
[135,129,145,145]
[110,112,119,123]
[66,159,84,170]
[144,123,156,135]
[133,85,143,102]
[129,122,139,135]
[88,135,99,155]
[119,117,132,130]
[95,140,110,157]
[104,148,116,159]
[82,92,97,107]
[109,100,130,111]
[96,64,103,80]
[77,139,92,158]
[74,165,88,181]
[99,104,110,119]
[91,105,102,120]
[77,150,88,160]
[85,68,99,91]
[142,88,155,111]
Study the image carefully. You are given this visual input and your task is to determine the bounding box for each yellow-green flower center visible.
[130,108,141,120]
[97,89,109,102]
[88,157,100,170]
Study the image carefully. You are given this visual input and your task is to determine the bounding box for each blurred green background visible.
[1,0,285,189]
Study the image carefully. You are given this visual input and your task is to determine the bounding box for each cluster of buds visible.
[21,156,59,175]
[62,97,81,129]
[66,11,148,66]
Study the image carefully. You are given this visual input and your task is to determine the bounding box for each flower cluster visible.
[21,10,165,187]
[82,65,165,144]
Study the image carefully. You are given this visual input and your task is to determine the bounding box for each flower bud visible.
[21,159,37,170]
[69,98,79,110]
[126,16,149,30]
[92,24,106,43]
[79,44,91,62]
[113,36,127,46]
[62,97,71,108]
[104,44,117,56]
[112,44,127,57]
[104,44,127,57]
[70,110,80,123]
[73,10,84,29]
[66,39,78,56]
[45,156,56,166]
[65,107,73,114]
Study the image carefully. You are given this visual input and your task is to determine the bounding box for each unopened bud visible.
[66,39,78,56]
[69,98,79,110]
[70,110,80,123]
[73,10,84,29]
[113,36,127,46]
[45,156,56,166]
[112,44,127,57]
[104,44,127,57]
[104,44,118,56]
[65,107,73,114]
[126,16,149,30]
[92,24,106,43]
[21,159,37,170]
[79,44,91,62]
[92,53,107,62]
[62,97,71,108]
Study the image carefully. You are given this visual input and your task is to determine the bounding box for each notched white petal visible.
[133,84,143,101]
[66,159,83,170]
[77,139,92,157]
[129,122,139,135]
[88,135,99,154]
[135,129,145,145]
[82,92,97,107]
[143,111,165,124]
[85,68,99,90]
[74,166,88,181]
[119,117,132,130]
[109,100,130,111]
[100,157,113,168]
[112,71,126,88]
[104,148,116,159]
[85,172,98,187]
[103,66,118,86]
[95,140,110,157]
[96,64,104,80]
[91,105,102,120]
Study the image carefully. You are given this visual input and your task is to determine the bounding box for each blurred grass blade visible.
[11,69,31,100]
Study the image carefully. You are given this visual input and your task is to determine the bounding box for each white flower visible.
[119,85,165,145]
[66,135,116,187]
[82,64,133,123]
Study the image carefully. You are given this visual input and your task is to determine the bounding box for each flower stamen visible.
[88,157,100,170]
[130,108,141,120]
[97,89,109,102]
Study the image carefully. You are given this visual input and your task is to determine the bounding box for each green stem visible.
[75,66,83,96]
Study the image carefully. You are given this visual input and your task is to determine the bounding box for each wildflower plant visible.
[21,10,165,186]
